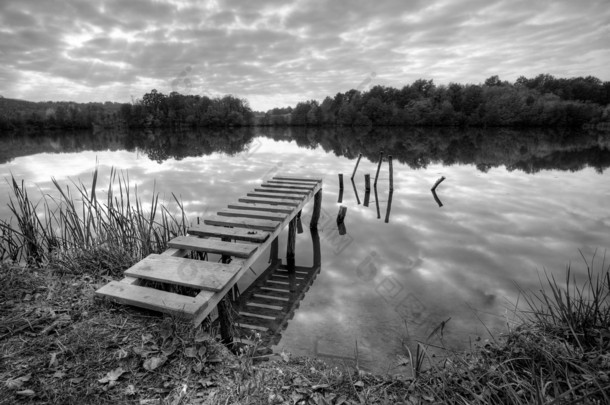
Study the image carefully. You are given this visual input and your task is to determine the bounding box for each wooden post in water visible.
[351,153,362,180]
[364,174,370,192]
[351,178,361,205]
[336,206,347,224]
[388,155,394,191]
[310,189,322,229]
[296,210,304,234]
[287,217,297,271]
[269,236,279,266]
[374,186,380,219]
[338,173,344,189]
[431,176,446,191]
[385,190,394,223]
[374,151,383,188]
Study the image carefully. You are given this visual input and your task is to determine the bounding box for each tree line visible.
[260,74,610,128]
[0,92,254,132]
[1,74,609,132]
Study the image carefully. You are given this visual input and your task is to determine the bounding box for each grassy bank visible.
[1,173,609,404]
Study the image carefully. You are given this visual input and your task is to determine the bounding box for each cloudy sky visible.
[1,0,608,111]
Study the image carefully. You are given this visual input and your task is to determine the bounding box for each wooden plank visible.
[168,236,257,258]
[253,187,310,195]
[246,192,303,200]
[261,183,315,190]
[204,215,280,232]
[238,196,299,206]
[124,254,241,291]
[235,323,268,332]
[273,176,321,183]
[227,202,294,214]
[217,208,288,222]
[246,302,284,311]
[96,281,207,316]
[267,180,318,187]
[187,224,269,243]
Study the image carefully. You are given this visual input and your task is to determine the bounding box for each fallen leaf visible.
[5,374,31,390]
[69,377,84,384]
[125,384,136,396]
[198,345,207,358]
[184,347,198,358]
[159,319,173,341]
[312,384,330,391]
[143,355,167,371]
[49,352,58,368]
[397,354,410,366]
[98,367,125,384]
[53,370,66,379]
[280,351,290,363]
[16,389,35,397]
[353,380,364,388]
[133,346,158,357]
[194,330,211,343]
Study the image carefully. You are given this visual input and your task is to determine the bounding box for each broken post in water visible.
[338,173,344,189]
[374,186,380,219]
[374,151,383,188]
[385,190,394,223]
[431,176,446,191]
[351,153,362,180]
[432,189,443,207]
[364,174,371,192]
[351,177,361,205]
[389,155,394,191]
[337,206,347,224]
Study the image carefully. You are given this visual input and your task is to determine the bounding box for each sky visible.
[0,0,609,111]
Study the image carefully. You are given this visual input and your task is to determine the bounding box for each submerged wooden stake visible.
[385,190,394,223]
[431,176,446,191]
[336,206,347,224]
[374,151,383,188]
[389,155,394,191]
[364,174,370,192]
[338,173,344,189]
[287,217,296,271]
[351,153,362,180]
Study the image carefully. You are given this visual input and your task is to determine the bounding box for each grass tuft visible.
[1,168,187,275]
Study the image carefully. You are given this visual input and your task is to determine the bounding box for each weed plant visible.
[0,168,187,276]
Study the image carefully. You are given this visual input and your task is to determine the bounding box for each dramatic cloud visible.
[0,0,608,110]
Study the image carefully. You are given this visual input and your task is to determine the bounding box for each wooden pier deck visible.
[95,175,322,326]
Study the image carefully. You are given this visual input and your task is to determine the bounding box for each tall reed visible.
[0,168,188,275]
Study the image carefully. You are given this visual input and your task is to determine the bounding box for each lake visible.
[1,127,609,373]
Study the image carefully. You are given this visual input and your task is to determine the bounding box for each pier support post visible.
[269,236,279,266]
[310,189,322,229]
[296,210,304,234]
[389,155,394,191]
[217,296,234,347]
[287,217,297,271]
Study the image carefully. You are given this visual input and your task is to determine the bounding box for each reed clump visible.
[0,168,187,276]
[398,258,610,404]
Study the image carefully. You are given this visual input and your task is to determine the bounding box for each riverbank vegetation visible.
[1,74,609,132]
[1,172,609,404]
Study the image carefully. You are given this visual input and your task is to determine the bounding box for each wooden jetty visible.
[95,175,322,327]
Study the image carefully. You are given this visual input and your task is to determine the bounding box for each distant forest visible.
[1,74,609,132]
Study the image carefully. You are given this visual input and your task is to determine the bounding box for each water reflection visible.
[1,127,609,373]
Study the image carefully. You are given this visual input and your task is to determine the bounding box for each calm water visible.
[1,128,609,373]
